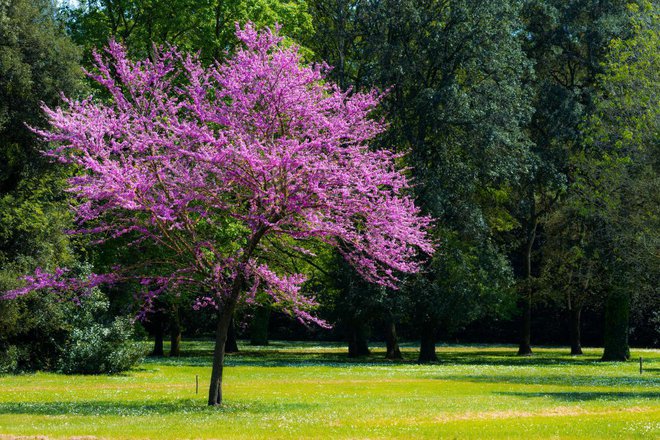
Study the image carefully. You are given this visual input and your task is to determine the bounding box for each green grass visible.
[0,341,658,439]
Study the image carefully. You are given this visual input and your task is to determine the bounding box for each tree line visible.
[1,0,658,377]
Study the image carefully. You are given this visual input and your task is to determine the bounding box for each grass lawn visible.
[0,341,658,439]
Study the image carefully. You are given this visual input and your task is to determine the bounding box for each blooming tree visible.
[6,25,433,405]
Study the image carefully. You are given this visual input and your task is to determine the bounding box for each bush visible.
[57,289,147,374]
[0,291,71,372]
[0,345,19,374]
[58,317,147,374]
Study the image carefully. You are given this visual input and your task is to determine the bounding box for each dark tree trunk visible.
[208,309,233,406]
[517,216,537,356]
[225,317,239,353]
[569,307,583,355]
[385,321,402,360]
[152,318,164,357]
[602,288,630,361]
[249,305,270,346]
[517,292,533,356]
[169,305,181,357]
[347,321,370,357]
[418,323,437,363]
[208,227,265,405]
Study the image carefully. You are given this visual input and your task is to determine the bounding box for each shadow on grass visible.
[497,391,660,401]
[142,341,659,370]
[429,350,607,367]
[0,399,315,416]
[436,373,658,387]
[144,349,417,368]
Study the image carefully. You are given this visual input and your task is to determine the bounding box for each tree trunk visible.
[208,309,233,406]
[152,319,164,357]
[602,288,630,361]
[169,306,181,357]
[225,317,239,353]
[517,292,533,356]
[347,321,370,357]
[518,216,537,356]
[249,305,270,346]
[569,307,583,355]
[208,227,266,405]
[418,322,437,363]
[385,321,402,360]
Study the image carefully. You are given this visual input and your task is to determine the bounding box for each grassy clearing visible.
[0,341,658,439]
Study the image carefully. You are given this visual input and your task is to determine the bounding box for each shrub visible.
[0,345,19,374]
[57,289,147,374]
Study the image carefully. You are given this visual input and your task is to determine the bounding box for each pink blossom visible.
[7,24,434,325]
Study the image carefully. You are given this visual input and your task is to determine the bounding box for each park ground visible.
[0,341,658,439]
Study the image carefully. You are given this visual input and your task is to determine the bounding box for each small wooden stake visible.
[196,374,199,394]
[639,357,643,374]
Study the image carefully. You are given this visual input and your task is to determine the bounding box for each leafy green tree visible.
[511,0,630,355]
[0,0,82,193]
[576,1,659,361]
[0,0,83,368]
[62,0,313,62]
[406,230,515,362]
[309,0,531,360]
[540,199,607,355]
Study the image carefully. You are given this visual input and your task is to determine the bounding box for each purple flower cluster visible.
[8,24,434,325]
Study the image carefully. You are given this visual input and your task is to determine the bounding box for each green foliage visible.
[0,1,84,364]
[575,0,660,357]
[309,0,531,338]
[62,0,314,62]
[0,286,146,374]
[0,292,72,373]
[406,228,516,336]
[0,345,18,374]
[58,289,147,374]
[0,0,82,193]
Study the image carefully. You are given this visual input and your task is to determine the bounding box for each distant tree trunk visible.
[213,0,223,61]
[347,320,370,357]
[169,305,181,357]
[224,317,239,353]
[152,315,164,357]
[385,321,402,360]
[517,292,533,356]
[208,308,233,406]
[418,322,437,363]
[602,288,630,361]
[250,305,270,346]
[518,217,537,356]
[569,307,583,355]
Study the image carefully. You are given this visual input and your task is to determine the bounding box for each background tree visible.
[62,0,313,62]
[540,199,607,355]
[512,0,630,355]
[309,0,532,360]
[0,0,83,371]
[576,1,659,361]
[406,229,515,362]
